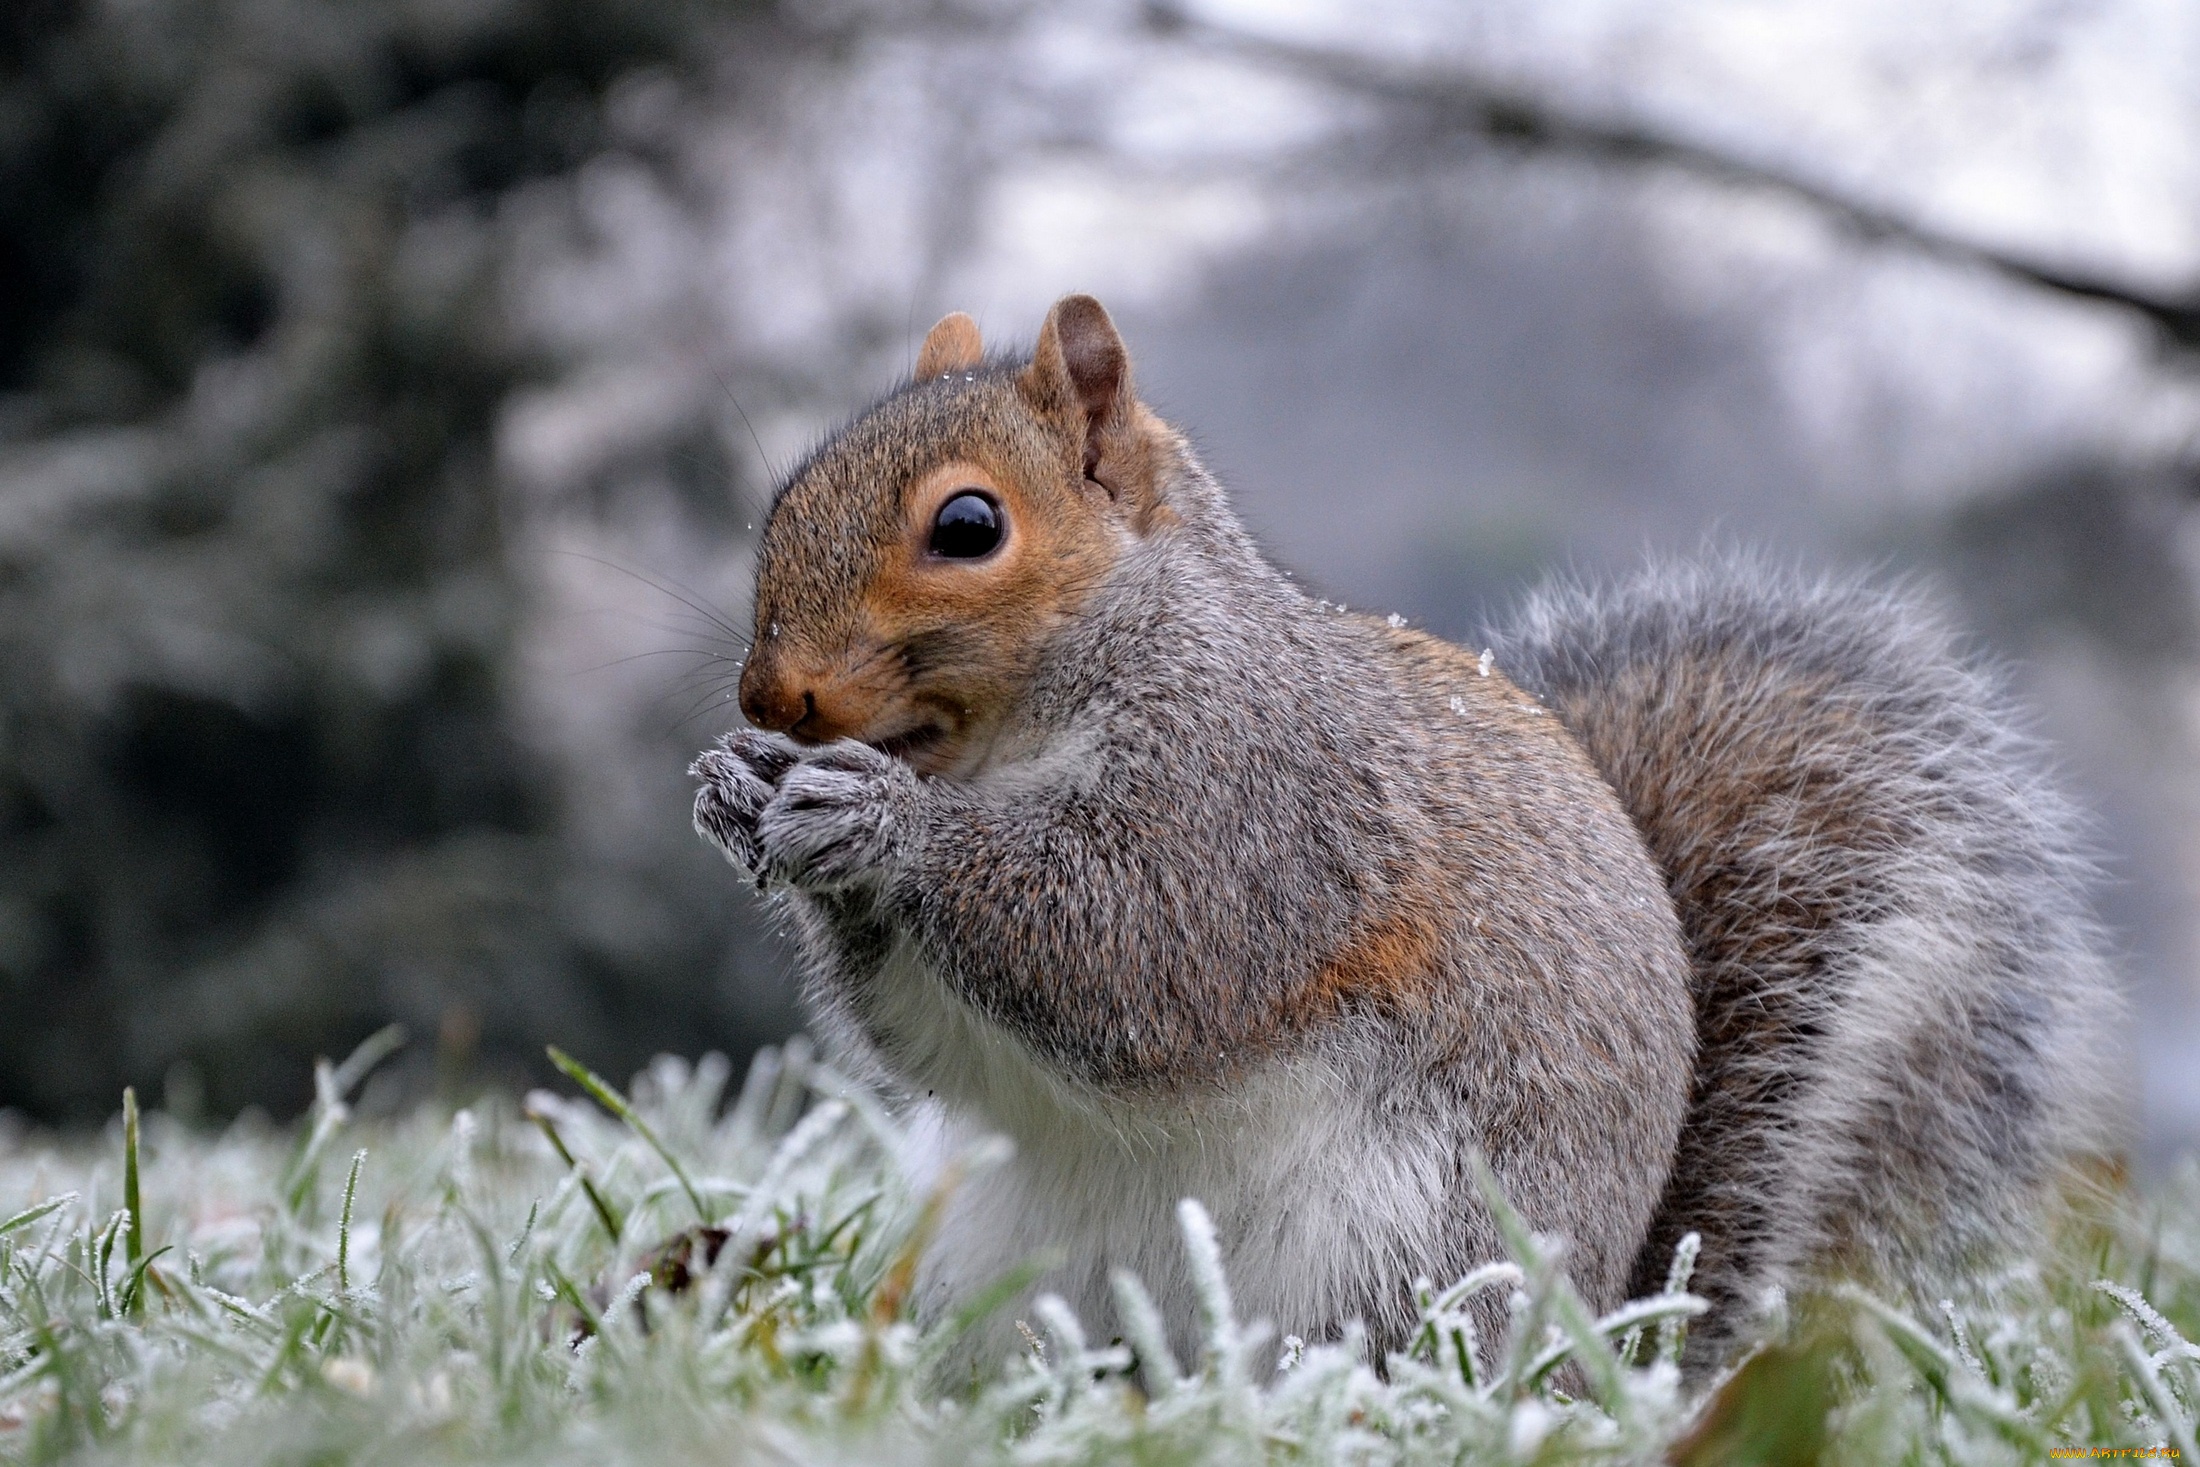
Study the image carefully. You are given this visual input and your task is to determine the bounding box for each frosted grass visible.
[0,1034,2189,1465]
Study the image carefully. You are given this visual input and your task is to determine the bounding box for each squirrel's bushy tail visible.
[1490,554,2119,1363]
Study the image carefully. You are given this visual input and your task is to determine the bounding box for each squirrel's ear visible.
[914,312,984,378]
[1020,292,1161,510]
[1023,295,1128,431]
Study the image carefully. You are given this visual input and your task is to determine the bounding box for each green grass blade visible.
[522,1098,624,1244]
[328,1024,408,1101]
[117,1244,172,1318]
[547,1046,708,1222]
[0,1193,78,1238]
[337,1149,365,1292]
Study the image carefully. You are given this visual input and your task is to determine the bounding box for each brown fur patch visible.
[1100,405,1174,535]
[1286,891,1447,1026]
[774,454,1121,773]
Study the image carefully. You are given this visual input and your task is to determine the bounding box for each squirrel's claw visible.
[754,740,917,892]
[689,729,799,876]
[707,728,803,784]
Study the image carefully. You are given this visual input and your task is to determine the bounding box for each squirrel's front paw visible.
[691,729,802,875]
[756,741,919,892]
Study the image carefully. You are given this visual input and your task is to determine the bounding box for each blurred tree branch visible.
[1153,3,2200,354]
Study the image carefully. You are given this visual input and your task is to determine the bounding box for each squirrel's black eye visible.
[929,491,1003,559]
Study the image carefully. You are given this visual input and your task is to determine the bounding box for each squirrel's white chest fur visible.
[862,933,1455,1365]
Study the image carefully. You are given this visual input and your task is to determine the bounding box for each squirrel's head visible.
[739,293,1175,776]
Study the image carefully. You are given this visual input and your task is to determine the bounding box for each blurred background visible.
[3,0,2197,1161]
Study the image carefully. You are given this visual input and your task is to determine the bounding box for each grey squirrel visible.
[689,294,2117,1372]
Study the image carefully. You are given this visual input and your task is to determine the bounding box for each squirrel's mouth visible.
[866,722,947,764]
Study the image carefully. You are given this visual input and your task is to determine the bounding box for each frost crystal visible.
[1477,648,1494,676]
[1449,696,1468,716]
[1387,613,1406,628]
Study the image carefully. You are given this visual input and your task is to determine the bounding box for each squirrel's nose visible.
[739,661,807,733]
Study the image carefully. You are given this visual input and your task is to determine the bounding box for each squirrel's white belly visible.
[866,935,1455,1365]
